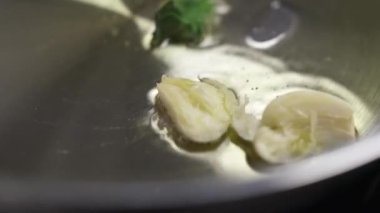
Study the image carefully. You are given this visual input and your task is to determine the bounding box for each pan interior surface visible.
[0,0,379,206]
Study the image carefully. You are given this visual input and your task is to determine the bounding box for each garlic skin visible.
[254,90,356,163]
[157,76,237,143]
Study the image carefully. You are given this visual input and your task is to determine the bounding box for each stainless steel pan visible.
[0,0,379,211]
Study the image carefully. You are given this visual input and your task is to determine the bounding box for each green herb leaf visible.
[151,0,215,49]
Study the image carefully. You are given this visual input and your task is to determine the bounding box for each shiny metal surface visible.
[0,0,379,209]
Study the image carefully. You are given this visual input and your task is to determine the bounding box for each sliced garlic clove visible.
[157,76,237,143]
[201,79,260,141]
[232,97,260,141]
[254,90,356,163]
[200,78,239,116]
[254,126,312,163]
[311,114,356,147]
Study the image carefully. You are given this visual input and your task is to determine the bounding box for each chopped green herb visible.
[151,0,215,49]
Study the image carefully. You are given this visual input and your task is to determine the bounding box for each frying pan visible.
[0,0,379,212]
